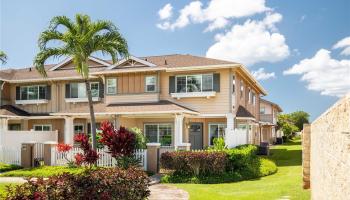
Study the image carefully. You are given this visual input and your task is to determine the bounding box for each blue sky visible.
[0,0,349,120]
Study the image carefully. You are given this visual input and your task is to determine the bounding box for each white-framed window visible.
[237,124,248,130]
[260,107,266,114]
[252,92,256,105]
[240,80,244,99]
[33,124,52,131]
[208,123,226,146]
[144,123,172,146]
[248,88,251,103]
[106,78,117,94]
[74,124,84,134]
[232,75,235,94]
[175,74,213,93]
[20,85,47,100]
[145,76,157,92]
[70,82,99,98]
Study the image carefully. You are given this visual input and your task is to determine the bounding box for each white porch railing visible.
[51,147,147,170]
[0,146,21,165]
[1,130,58,149]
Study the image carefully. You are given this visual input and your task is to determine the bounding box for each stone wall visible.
[308,95,350,200]
[302,124,310,189]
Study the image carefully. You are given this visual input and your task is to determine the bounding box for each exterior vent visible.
[164,59,167,65]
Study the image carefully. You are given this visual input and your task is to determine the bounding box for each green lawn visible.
[0,163,22,173]
[174,138,310,200]
[0,166,85,177]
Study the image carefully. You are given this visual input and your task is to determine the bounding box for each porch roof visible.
[51,100,199,116]
[236,106,255,119]
[0,105,50,118]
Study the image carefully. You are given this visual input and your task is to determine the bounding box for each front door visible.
[189,123,203,150]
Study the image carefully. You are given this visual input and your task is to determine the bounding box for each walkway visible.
[149,184,189,200]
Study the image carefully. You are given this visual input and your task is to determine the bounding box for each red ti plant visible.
[99,121,138,168]
[74,133,99,167]
[56,143,73,164]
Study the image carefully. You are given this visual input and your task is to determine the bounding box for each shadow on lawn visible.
[267,141,302,167]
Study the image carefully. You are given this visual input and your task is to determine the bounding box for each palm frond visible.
[49,16,76,34]
[0,51,7,64]
[38,30,65,50]
[34,47,70,77]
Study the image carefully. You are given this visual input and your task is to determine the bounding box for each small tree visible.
[0,51,7,64]
[99,121,138,168]
[74,133,99,168]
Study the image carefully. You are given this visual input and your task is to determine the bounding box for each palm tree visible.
[0,51,7,64]
[34,14,129,150]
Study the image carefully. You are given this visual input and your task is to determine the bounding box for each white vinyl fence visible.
[225,128,249,148]
[52,147,147,170]
[0,146,21,165]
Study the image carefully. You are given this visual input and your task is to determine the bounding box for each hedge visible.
[160,145,277,183]
[5,167,150,200]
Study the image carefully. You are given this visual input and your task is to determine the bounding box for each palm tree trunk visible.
[85,79,97,151]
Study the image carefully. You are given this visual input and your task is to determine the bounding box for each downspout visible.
[0,81,4,106]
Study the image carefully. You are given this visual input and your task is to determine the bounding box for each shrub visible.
[208,137,227,151]
[128,127,147,149]
[5,167,150,200]
[74,133,99,167]
[0,163,22,173]
[225,144,258,172]
[160,151,227,176]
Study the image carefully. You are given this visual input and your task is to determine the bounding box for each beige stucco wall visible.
[309,95,350,200]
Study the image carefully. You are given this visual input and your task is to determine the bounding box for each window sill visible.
[15,99,49,105]
[65,97,101,103]
[170,91,216,99]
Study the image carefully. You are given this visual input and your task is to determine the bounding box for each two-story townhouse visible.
[259,99,283,144]
[0,54,267,150]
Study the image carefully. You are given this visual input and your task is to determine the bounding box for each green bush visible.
[208,137,227,151]
[160,151,227,176]
[5,167,150,200]
[161,145,277,184]
[128,127,147,149]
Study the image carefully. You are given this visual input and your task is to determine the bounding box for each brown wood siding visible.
[159,69,231,115]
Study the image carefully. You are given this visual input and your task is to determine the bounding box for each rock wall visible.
[309,95,350,200]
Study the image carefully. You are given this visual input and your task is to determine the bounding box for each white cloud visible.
[252,68,276,80]
[284,49,350,97]
[332,36,350,56]
[206,12,290,65]
[157,0,270,31]
[158,3,173,20]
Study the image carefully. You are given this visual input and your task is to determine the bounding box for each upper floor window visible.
[69,82,99,98]
[260,107,266,114]
[248,88,251,103]
[240,80,244,98]
[232,75,235,94]
[145,75,156,92]
[19,85,47,100]
[176,74,213,93]
[106,78,117,95]
[252,92,256,105]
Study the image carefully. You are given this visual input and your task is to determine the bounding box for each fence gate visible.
[33,143,45,166]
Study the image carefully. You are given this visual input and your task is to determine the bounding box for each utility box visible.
[21,143,35,168]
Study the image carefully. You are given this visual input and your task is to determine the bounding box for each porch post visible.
[0,118,8,145]
[174,114,184,149]
[226,113,235,133]
[64,117,74,145]
[225,113,235,148]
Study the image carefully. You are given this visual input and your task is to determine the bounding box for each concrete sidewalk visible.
[0,177,27,183]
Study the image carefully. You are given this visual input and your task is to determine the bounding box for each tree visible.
[289,111,309,131]
[34,14,129,150]
[0,51,7,64]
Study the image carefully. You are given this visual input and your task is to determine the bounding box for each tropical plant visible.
[208,137,227,151]
[0,51,7,64]
[129,127,147,149]
[33,14,129,151]
[74,133,99,167]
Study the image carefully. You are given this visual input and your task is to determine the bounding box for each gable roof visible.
[236,105,255,119]
[260,99,283,112]
[49,56,112,71]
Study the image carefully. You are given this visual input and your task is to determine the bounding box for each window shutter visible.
[213,73,220,92]
[99,80,104,98]
[16,86,21,100]
[46,85,51,100]
[169,76,175,93]
[65,84,70,98]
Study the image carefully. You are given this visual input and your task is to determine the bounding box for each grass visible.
[0,166,86,177]
[174,138,311,200]
[0,163,22,173]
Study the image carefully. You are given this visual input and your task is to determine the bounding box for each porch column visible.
[225,113,235,148]
[64,117,74,145]
[226,113,235,132]
[0,118,8,145]
[174,114,184,148]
